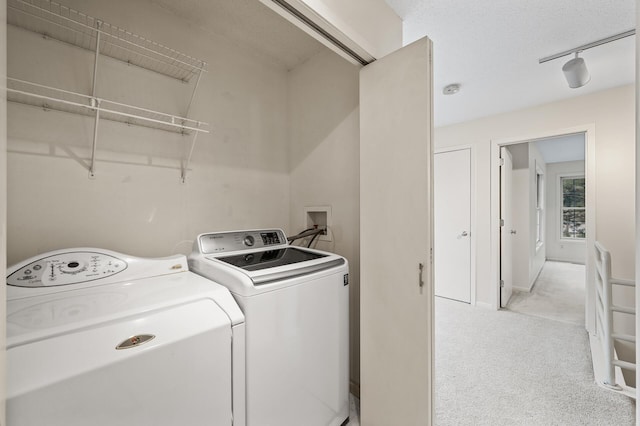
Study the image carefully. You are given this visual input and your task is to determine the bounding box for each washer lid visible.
[189,230,348,294]
[217,247,327,271]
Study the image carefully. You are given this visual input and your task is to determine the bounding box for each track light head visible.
[562,52,591,89]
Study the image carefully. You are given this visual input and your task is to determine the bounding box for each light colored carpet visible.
[507,261,585,325]
[435,297,635,425]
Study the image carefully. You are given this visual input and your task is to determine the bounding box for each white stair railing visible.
[594,241,636,390]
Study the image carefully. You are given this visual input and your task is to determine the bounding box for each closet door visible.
[434,148,472,303]
[360,37,434,425]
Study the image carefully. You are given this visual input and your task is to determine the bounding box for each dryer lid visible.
[7,271,244,345]
[6,248,187,299]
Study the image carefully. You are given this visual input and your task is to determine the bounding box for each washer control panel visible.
[7,251,128,288]
[197,229,286,254]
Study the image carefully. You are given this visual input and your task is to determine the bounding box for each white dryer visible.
[7,248,246,426]
[189,229,349,426]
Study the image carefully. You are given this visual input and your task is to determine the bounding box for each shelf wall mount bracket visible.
[181,130,199,184]
[89,98,101,179]
[180,61,205,183]
[89,20,102,179]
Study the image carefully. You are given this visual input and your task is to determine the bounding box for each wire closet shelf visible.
[8,0,207,81]
[7,78,207,134]
[8,0,209,134]
[7,0,210,180]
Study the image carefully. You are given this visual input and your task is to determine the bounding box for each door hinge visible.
[499,158,505,167]
[500,279,505,288]
[500,219,505,226]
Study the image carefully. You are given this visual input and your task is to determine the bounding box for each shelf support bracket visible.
[89,20,103,179]
[184,61,205,120]
[89,103,101,179]
[180,61,205,183]
[181,129,199,184]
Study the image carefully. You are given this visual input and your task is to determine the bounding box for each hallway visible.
[435,296,635,425]
[507,261,585,325]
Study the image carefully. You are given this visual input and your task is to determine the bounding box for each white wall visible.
[508,143,547,292]
[1,0,7,422]
[545,161,586,264]
[528,144,546,286]
[436,85,635,306]
[636,0,640,407]
[7,0,292,265]
[287,49,361,392]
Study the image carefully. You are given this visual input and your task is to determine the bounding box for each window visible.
[535,168,544,245]
[561,176,586,239]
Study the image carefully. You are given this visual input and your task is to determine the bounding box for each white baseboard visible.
[475,301,494,310]
[546,257,586,265]
[527,261,546,290]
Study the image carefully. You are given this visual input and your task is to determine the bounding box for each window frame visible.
[559,174,586,241]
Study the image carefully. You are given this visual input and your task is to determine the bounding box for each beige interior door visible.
[500,146,514,307]
[434,149,471,303]
[360,37,433,425]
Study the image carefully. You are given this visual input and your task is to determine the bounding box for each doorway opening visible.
[490,125,596,333]
[498,133,587,326]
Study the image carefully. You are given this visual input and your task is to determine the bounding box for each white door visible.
[500,146,514,307]
[360,37,433,425]
[434,149,471,303]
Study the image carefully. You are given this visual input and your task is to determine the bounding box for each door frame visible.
[490,124,596,334]
[499,146,514,307]
[435,144,476,305]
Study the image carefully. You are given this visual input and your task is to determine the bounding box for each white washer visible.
[7,248,246,426]
[189,229,349,426]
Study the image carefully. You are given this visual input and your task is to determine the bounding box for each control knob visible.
[60,261,87,275]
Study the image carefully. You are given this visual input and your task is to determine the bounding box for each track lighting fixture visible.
[539,29,635,89]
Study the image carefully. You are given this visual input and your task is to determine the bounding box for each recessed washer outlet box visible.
[304,206,332,242]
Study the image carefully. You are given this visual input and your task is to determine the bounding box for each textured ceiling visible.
[148,0,634,127]
[384,0,636,127]
[148,0,325,70]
